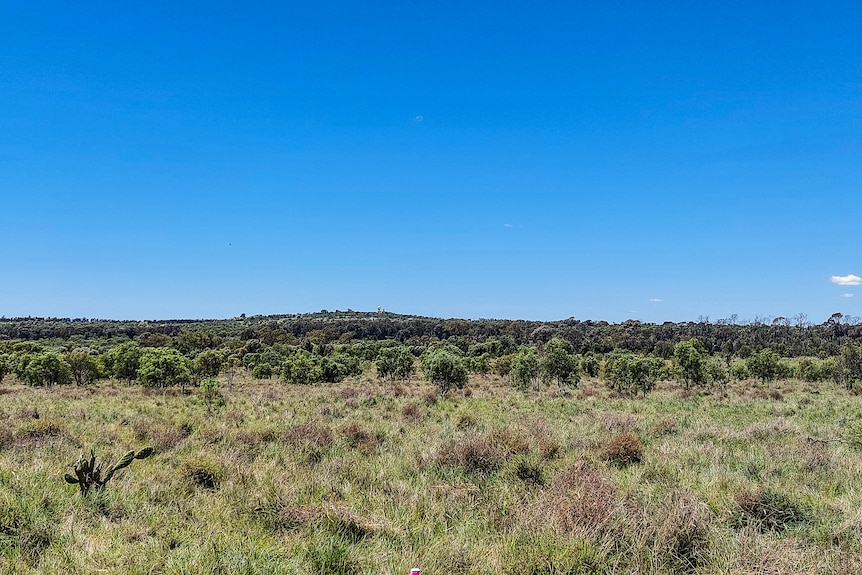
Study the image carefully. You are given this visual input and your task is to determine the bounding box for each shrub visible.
[138,347,192,389]
[510,347,541,391]
[199,377,225,413]
[422,348,468,394]
[282,351,322,385]
[374,346,415,381]
[251,362,273,379]
[23,352,72,386]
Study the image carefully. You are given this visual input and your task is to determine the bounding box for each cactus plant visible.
[64,446,154,496]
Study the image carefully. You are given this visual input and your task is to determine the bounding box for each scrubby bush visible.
[541,337,579,388]
[510,347,541,391]
[138,347,192,389]
[23,352,72,386]
[252,362,274,379]
[282,351,323,385]
[374,345,415,381]
[604,353,664,397]
[421,348,468,394]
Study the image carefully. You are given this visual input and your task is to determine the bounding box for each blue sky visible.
[1,2,860,322]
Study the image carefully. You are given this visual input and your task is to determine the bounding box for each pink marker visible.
[410,569,421,575]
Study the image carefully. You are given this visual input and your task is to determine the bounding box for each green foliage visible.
[468,353,490,375]
[604,353,664,396]
[199,377,225,414]
[252,362,274,379]
[674,338,708,388]
[101,341,143,383]
[796,357,833,382]
[138,347,193,389]
[193,349,224,379]
[64,351,102,386]
[705,357,730,395]
[541,337,580,388]
[510,347,541,391]
[23,352,72,386]
[833,343,862,390]
[320,353,361,383]
[745,349,785,383]
[421,348,468,394]
[580,351,601,378]
[492,353,515,377]
[0,353,10,383]
[64,446,153,496]
[730,362,750,380]
[282,351,323,385]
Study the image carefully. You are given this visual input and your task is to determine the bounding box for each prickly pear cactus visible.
[64,446,154,496]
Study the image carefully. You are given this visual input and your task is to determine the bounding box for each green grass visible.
[1,374,862,573]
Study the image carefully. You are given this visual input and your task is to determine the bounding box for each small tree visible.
[65,351,102,386]
[320,352,361,383]
[0,353,11,383]
[604,353,664,397]
[580,352,601,378]
[199,377,225,414]
[421,348,468,394]
[24,352,72,386]
[138,347,193,390]
[375,346,415,381]
[510,347,541,391]
[673,339,708,388]
[193,349,224,381]
[706,357,730,397]
[251,362,273,379]
[102,341,142,383]
[281,351,322,385]
[541,337,579,388]
[746,349,783,384]
[834,343,862,390]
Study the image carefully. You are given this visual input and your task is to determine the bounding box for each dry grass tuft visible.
[802,442,831,471]
[653,489,713,571]
[435,434,505,475]
[135,423,188,452]
[733,488,807,532]
[400,401,426,422]
[653,418,679,437]
[455,412,478,430]
[523,460,619,538]
[339,421,378,454]
[601,432,643,466]
[744,419,795,441]
[489,427,531,456]
[181,459,221,490]
[525,418,562,460]
[12,420,75,449]
[282,421,334,450]
[597,411,639,433]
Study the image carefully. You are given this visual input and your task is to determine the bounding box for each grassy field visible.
[2,374,862,574]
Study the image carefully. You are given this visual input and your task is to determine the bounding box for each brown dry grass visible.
[601,432,643,466]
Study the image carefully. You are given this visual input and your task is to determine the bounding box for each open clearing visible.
[2,374,862,574]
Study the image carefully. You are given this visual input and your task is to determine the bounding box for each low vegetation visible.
[2,312,862,573]
[0,369,861,574]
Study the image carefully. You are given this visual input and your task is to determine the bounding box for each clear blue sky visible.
[2,2,860,323]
